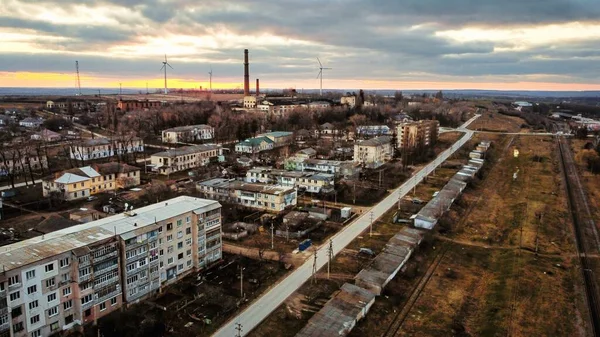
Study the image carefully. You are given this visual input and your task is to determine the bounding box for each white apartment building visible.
[354,136,393,168]
[0,196,222,337]
[150,144,223,175]
[69,138,144,161]
[161,125,214,144]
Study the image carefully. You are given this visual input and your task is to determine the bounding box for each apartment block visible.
[161,125,214,144]
[42,163,141,201]
[245,168,334,193]
[69,138,144,161]
[353,136,393,168]
[197,179,297,212]
[150,144,222,175]
[0,150,48,177]
[0,196,222,337]
[396,120,439,151]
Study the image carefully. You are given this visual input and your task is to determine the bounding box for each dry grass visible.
[570,138,600,222]
[468,111,528,133]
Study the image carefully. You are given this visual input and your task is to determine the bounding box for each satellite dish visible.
[124,203,129,210]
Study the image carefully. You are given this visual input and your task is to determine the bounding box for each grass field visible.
[468,110,528,133]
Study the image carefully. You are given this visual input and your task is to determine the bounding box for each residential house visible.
[285,157,359,178]
[354,136,393,168]
[69,138,144,161]
[297,173,335,193]
[197,179,297,212]
[150,144,222,175]
[234,137,274,154]
[296,148,317,159]
[42,163,141,201]
[0,150,48,176]
[0,196,221,337]
[318,123,343,139]
[161,125,214,143]
[31,129,62,142]
[19,117,44,128]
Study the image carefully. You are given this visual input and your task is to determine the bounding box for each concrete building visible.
[234,137,274,154]
[69,138,144,161]
[356,125,391,137]
[117,99,162,112]
[284,158,359,178]
[340,95,358,108]
[150,144,222,175]
[161,125,214,143]
[243,96,257,109]
[42,163,141,201]
[31,129,62,142]
[396,120,439,151]
[354,136,393,168]
[0,150,48,177]
[245,168,335,193]
[0,196,222,337]
[197,179,297,212]
[19,118,44,128]
[318,123,342,139]
[257,131,294,147]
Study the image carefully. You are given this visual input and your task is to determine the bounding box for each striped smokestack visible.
[244,49,249,96]
[256,79,260,97]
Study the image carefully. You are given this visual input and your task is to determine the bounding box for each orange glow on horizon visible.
[1,71,600,92]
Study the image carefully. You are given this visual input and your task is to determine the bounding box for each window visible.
[186,238,192,246]
[8,275,19,286]
[11,306,22,317]
[26,270,35,280]
[138,259,147,267]
[63,300,72,310]
[186,227,192,235]
[61,273,70,283]
[126,275,138,285]
[9,291,20,301]
[0,314,7,326]
[80,282,92,291]
[27,285,37,295]
[167,246,173,254]
[81,294,93,305]
[50,321,59,331]
[28,300,38,310]
[177,219,182,227]
[44,263,54,273]
[126,263,135,272]
[178,253,184,260]
[178,264,183,271]
[47,293,56,302]
[45,278,55,288]
[167,235,173,242]
[177,242,183,249]
[59,258,69,268]
[166,223,173,230]
[158,226,163,233]
[167,257,174,265]
[111,297,118,306]
[31,329,42,337]
[99,302,106,311]
[48,306,58,317]
[186,216,190,223]
[30,315,40,324]
[65,314,73,325]
[79,267,91,278]
[63,287,71,297]
[85,309,91,317]
[159,249,164,256]
[187,260,192,267]
[177,231,183,239]
[13,322,23,333]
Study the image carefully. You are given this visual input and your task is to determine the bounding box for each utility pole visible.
[119,83,122,95]
[312,248,317,284]
[369,211,374,237]
[239,266,244,299]
[270,221,274,250]
[235,322,243,337]
[327,239,333,280]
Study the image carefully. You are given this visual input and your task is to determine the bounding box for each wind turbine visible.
[316,57,331,96]
[160,54,173,94]
[208,67,213,92]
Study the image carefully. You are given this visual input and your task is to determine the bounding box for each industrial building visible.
[0,196,222,337]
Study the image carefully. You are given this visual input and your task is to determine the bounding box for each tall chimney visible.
[244,49,250,96]
[256,79,260,97]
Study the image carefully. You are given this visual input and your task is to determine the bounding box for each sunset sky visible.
[1,0,600,91]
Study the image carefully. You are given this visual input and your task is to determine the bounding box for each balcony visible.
[0,321,8,333]
[95,288,121,304]
[78,274,92,283]
[82,300,94,311]
[94,276,119,290]
[206,233,221,242]
[93,262,119,275]
[206,242,222,251]
[92,250,118,263]
[8,283,21,291]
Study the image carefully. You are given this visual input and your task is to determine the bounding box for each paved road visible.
[212,115,480,337]
[0,180,43,192]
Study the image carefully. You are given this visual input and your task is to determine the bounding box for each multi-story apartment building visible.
[0,150,48,177]
[353,136,393,168]
[197,179,297,212]
[245,168,335,193]
[69,138,144,161]
[42,163,141,201]
[161,125,214,144]
[284,158,359,178]
[150,144,222,175]
[0,196,221,337]
[396,120,439,151]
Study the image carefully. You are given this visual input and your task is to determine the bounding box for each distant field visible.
[119,92,243,102]
[468,110,528,133]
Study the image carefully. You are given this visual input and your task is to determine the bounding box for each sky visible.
[1,0,600,91]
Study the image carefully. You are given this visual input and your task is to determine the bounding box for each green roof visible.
[262,131,293,137]
[237,136,274,146]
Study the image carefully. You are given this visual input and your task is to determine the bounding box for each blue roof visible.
[263,131,293,137]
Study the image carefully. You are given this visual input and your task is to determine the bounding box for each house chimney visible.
[244,49,250,96]
[256,78,260,97]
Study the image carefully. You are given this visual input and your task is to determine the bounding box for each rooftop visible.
[0,196,220,272]
[261,131,293,138]
[152,144,221,158]
[163,124,213,133]
[237,137,274,146]
[229,181,295,195]
[357,136,392,147]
